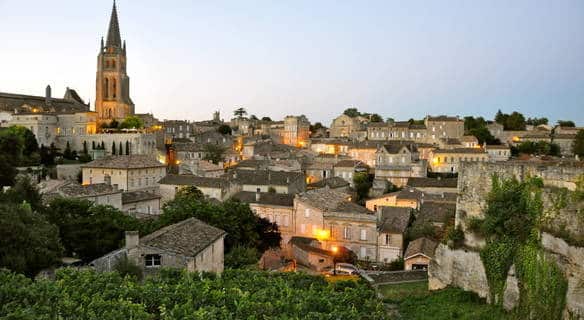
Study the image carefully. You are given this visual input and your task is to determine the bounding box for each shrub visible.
[224,246,260,268]
[114,256,143,280]
[443,225,464,248]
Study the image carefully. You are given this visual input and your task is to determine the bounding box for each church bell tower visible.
[95,1,134,123]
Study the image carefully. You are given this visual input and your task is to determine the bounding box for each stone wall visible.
[430,160,584,318]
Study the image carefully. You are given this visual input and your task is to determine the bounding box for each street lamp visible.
[331,246,338,276]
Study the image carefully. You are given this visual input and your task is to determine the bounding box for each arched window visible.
[108,108,112,118]
[104,78,109,98]
[112,79,117,98]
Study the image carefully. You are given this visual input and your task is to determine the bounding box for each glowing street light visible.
[331,246,339,276]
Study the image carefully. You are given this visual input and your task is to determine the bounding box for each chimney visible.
[125,231,139,249]
[45,85,52,105]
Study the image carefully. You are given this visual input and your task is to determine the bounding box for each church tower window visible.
[113,79,117,98]
[104,78,109,98]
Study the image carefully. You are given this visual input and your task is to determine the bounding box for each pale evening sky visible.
[0,0,583,125]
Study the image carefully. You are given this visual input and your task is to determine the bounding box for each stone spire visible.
[106,0,122,48]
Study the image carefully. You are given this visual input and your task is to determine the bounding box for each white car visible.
[322,263,360,275]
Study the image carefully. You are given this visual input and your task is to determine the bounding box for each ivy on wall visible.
[468,174,568,319]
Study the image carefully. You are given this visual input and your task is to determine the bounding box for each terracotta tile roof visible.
[158,174,227,188]
[297,188,371,215]
[232,191,294,207]
[426,115,461,122]
[382,141,417,154]
[486,144,510,150]
[417,202,456,224]
[378,207,412,234]
[140,217,226,257]
[82,155,165,169]
[404,237,438,260]
[307,177,349,189]
[407,177,458,188]
[433,148,487,154]
[122,190,161,204]
[228,169,304,186]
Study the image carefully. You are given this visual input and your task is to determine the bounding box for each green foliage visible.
[202,143,226,164]
[217,124,232,135]
[515,243,567,320]
[480,239,516,304]
[378,281,429,303]
[119,115,144,129]
[526,117,548,126]
[224,245,260,268]
[343,107,360,118]
[0,126,41,186]
[399,287,511,320]
[161,197,281,255]
[407,222,437,241]
[0,268,388,319]
[353,172,372,203]
[2,175,43,212]
[233,107,247,118]
[267,186,276,193]
[443,225,464,248]
[479,175,543,242]
[261,116,272,122]
[515,141,561,156]
[0,203,62,277]
[572,129,584,158]
[369,113,383,122]
[114,256,143,280]
[557,120,575,127]
[474,175,568,317]
[464,116,500,144]
[176,185,205,200]
[63,141,73,159]
[495,110,526,131]
[43,198,145,261]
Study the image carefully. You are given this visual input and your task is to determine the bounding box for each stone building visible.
[308,138,351,155]
[376,206,412,262]
[158,174,237,203]
[293,188,378,260]
[424,115,464,143]
[329,114,367,138]
[428,148,489,173]
[406,177,458,194]
[367,121,427,142]
[365,187,423,212]
[404,237,438,270]
[374,142,427,188]
[282,115,310,147]
[233,191,295,243]
[81,155,166,192]
[122,190,161,215]
[348,140,383,167]
[42,181,123,209]
[163,120,192,140]
[0,86,89,115]
[95,2,135,123]
[91,218,226,274]
[228,169,306,194]
[485,144,511,161]
[332,159,369,186]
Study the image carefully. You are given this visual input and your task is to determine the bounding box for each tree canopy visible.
[464,116,499,145]
[217,124,232,135]
[202,143,226,165]
[495,110,526,131]
[557,120,575,128]
[233,107,247,118]
[572,130,584,158]
[0,203,62,277]
[119,116,144,129]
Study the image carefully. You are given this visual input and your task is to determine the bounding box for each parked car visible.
[321,263,360,275]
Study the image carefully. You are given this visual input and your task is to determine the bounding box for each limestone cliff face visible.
[428,244,490,300]
[430,161,584,319]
